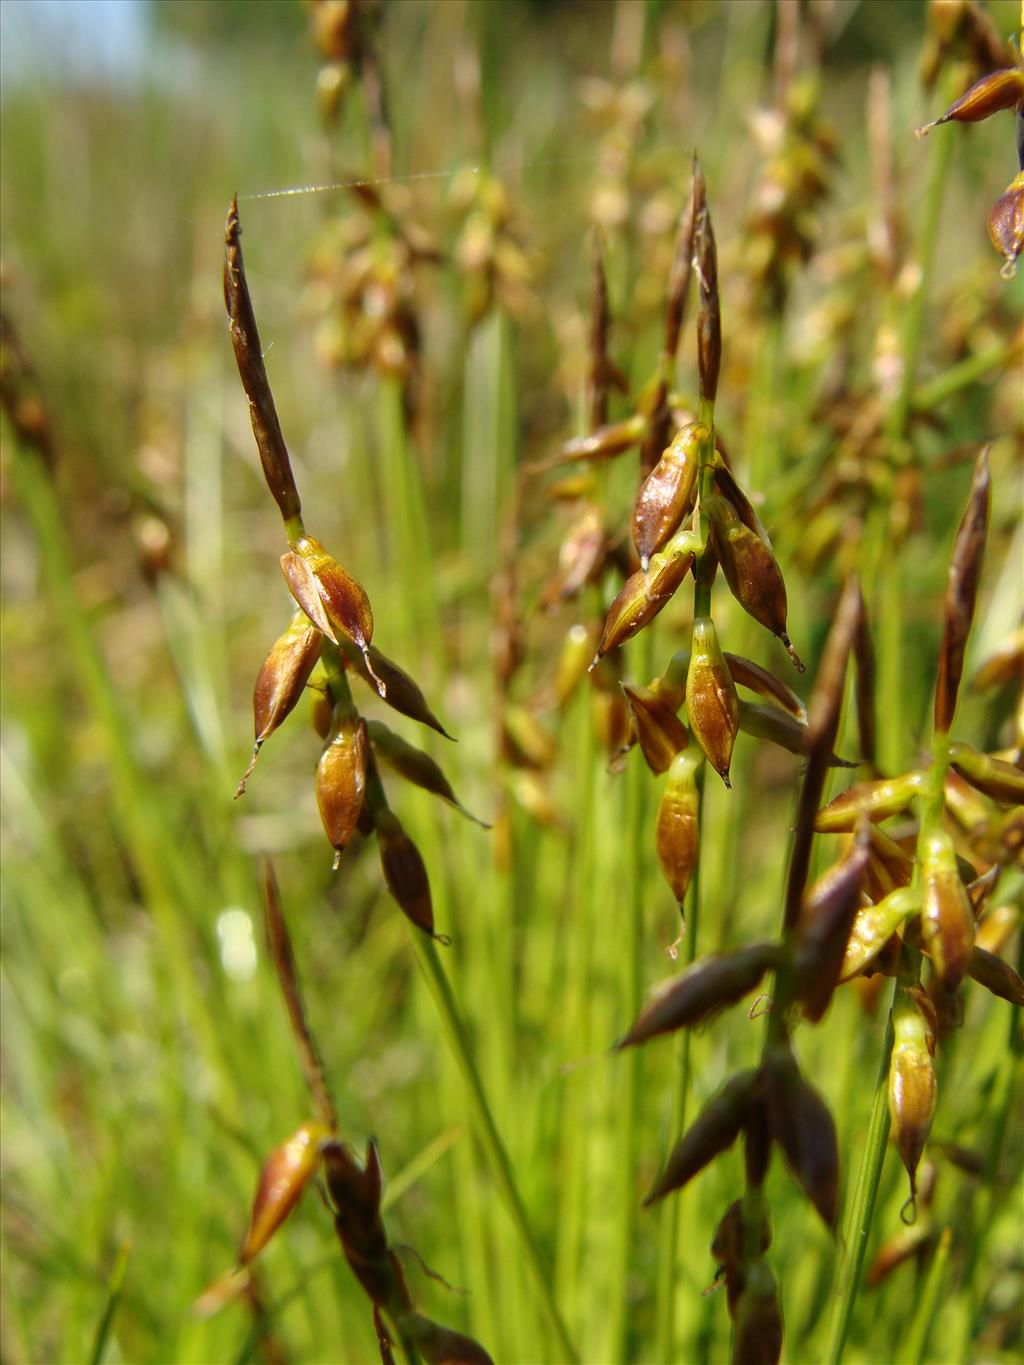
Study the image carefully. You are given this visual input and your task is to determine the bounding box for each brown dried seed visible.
[361,646,452,738]
[240,1122,330,1264]
[705,494,800,666]
[686,616,739,786]
[316,710,369,868]
[920,829,975,989]
[236,612,324,797]
[540,501,607,609]
[934,447,990,736]
[967,945,1024,1005]
[916,68,1024,137]
[290,535,383,694]
[764,1045,840,1230]
[632,423,704,570]
[653,751,702,902]
[591,546,693,665]
[988,171,1024,276]
[643,1070,757,1206]
[375,808,438,939]
[888,987,937,1201]
[403,1313,495,1365]
[618,942,778,1048]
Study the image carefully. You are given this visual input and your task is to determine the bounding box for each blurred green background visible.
[2,2,1021,1363]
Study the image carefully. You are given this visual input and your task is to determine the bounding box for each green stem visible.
[904,1226,952,1365]
[826,1005,895,1365]
[410,935,579,1364]
[911,336,1021,414]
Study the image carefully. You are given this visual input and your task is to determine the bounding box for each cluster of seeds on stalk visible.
[226,197,486,944]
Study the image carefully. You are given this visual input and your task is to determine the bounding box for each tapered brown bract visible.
[692,158,721,404]
[223,198,302,523]
[240,1122,330,1264]
[705,494,796,657]
[764,1046,839,1230]
[725,653,806,721]
[737,701,853,767]
[794,837,870,1022]
[253,613,324,744]
[967,946,1024,1005]
[934,448,990,735]
[732,1260,783,1365]
[624,684,690,777]
[632,423,703,570]
[361,646,452,738]
[686,616,739,785]
[404,1314,496,1365]
[376,809,435,937]
[918,67,1024,136]
[643,1070,756,1205]
[367,720,487,825]
[619,944,778,1048]
[948,741,1024,804]
[552,414,645,466]
[317,710,369,866]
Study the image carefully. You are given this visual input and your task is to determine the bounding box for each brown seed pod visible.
[623,684,690,776]
[686,616,739,786]
[631,423,704,570]
[591,545,694,665]
[236,612,324,796]
[704,495,801,667]
[240,1122,330,1265]
[814,772,927,831]
[934,447,990,736]
[357,646,452,738]
[652,750,701,902]
[966,945,1024,1005]
[763,1045,840,1230]
[366,720,488,826]
[888,987,938,1207]
[375,808,439,939]
[316,708,369,868]
[920,829,975,989]
[947,740,1024,805]
[618,942,778,1048]
[643,1070,757,1206]
[840,886,919,982]
[916,67,1024,137]
[282,536,383,696]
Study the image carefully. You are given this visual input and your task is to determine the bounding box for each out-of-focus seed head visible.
[375,808,440,940]
[732,1259,783,1365]
[814,772,927,831]
[988,171,1024,277]
[240,1122,331,1265]
[316,709,369,868]
[920,829,975,989]
[793,834,870,1022]
[632,423,704,570]
[623,683,690,776]
[966,945,1024,1005]
[916,67,1024,138]
[686,616,739,786]
[554,622,597,707]
[236,612,324,797]
[403,1313,495,1365]
[866,1219,936,1287]
[591,547,693,666]
[888,987,938,1209]
[652,748,701,903]
[840,886,919,982]
[540,501,607,609]
[705,495,800,666]
[543,414,646,469]
[934,447,990,736]
[763,1044,840,1230]
[619,942,778,1048]
[285,536,383,696]
[643,1070,757,1206]
[711,1198,772,1279]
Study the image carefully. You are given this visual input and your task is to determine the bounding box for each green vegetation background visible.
[2,2,1021,1363]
